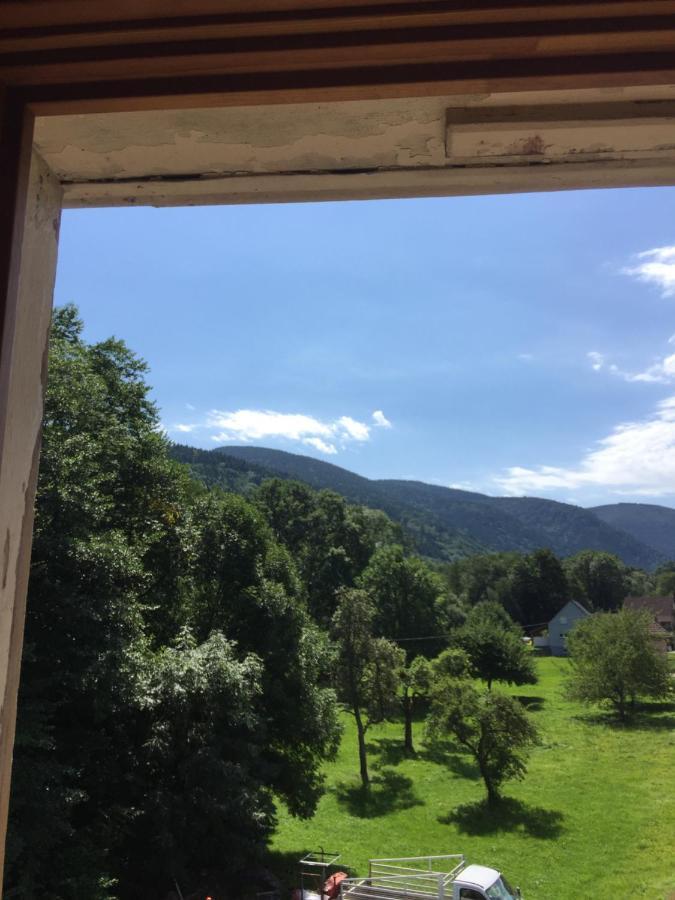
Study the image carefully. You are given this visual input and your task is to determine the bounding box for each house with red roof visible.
[623,596,674,652]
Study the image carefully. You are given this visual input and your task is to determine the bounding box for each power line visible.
[390,620,550,643]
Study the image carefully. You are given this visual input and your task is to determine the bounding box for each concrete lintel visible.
[62,156,675,208]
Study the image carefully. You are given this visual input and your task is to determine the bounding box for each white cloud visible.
[337,415,370,441]
[517,353,534,362]
[206,409,334,442]
[623,353,675,384]
[623,245,675,297]
[169,407,392,455]
[587,351,605,372]
[303,437,337,455]
[496,395,675,496]
[372,409,392,428]
[185,403,196,411]
[588,346,675,384]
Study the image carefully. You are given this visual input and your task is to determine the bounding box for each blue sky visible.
[54,186,675,507]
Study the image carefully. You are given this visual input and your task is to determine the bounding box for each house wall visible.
[549,603,588,656]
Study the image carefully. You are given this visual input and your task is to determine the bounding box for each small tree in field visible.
[432,647,471,680]
[331,589,403,787]
[566,609,670,720]
[400,656,432,755]
[454,601,537,690]
[426,677,539,805]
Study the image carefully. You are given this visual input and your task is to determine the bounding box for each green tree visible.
[506,549,569,625]
[358,544,444,658]
[121,630,273,895]
[453,601,536,690]
[441,553,516,608]
[654,561,675,597]
[331,588,403,787]
[426,678,539,805]
[6,307,342,898]
[432,647,471,680]
[564,550,628,611]
[256,479,395,624]
[566,609,670,720]
[6,305,193,898]
[189,490,341,817]
[401,656,432,754]
[365,637,406,726]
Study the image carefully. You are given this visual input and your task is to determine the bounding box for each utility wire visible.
[389,620,550,643]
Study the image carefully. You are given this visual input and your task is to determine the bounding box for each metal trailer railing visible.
[340,856,466,900]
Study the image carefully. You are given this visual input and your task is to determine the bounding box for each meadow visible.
[271,657,675,899]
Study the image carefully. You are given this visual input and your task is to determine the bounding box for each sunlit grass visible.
[270,658,675,899]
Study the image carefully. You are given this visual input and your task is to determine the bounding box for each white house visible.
[547,600,591,656]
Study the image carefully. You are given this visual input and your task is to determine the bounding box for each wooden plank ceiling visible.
[2,1,675,110]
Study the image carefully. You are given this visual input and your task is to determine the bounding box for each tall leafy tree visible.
[120,630,274,896]
[506,549,569,624]
[654,561,675,597]
[255,479,395,624]
[5,307,341,898]
[564,550,628,611]
[330,588,403,787]
[7,305,193,897]
[189,490,342,817]
[358,545,444,658]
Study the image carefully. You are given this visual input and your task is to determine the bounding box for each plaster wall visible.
[33,84,675,207]
[0,152,62,878]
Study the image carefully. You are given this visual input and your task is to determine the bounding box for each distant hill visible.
[591,502,675,561]
[493,496,665,563]
[170,444,667,569]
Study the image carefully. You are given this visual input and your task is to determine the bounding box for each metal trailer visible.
[339,855,521,900]
[340,856,465,900]
[299,849,343,900]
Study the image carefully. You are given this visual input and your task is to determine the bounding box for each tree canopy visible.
[453,601,537,690]
[566,609,670,720]
[426,677,539,804]
[331,588,403,787]
[563,550,628,611]
[5,307,341,899]
[358,544,445,659]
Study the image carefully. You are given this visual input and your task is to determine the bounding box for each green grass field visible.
[270,657,674,899]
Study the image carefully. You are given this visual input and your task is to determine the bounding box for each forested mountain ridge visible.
[170,444,487,560]
[171,445,668,570]
[591,502,675,560]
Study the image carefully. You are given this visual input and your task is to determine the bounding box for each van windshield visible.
[486,877,518,900]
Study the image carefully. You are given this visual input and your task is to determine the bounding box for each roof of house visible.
[624,596,674,622]
[550,599,591,623]
[647,620,669,636]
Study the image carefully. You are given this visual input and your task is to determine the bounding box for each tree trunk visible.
[354,705,369,788]
[478,755,499,805]
[615,688,627,721]
[403,691,414,755]
[485,780,500,806]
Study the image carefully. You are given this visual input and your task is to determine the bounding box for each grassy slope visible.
[270,658,675,899]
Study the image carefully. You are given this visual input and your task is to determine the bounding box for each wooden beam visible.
[2,1,675,111]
